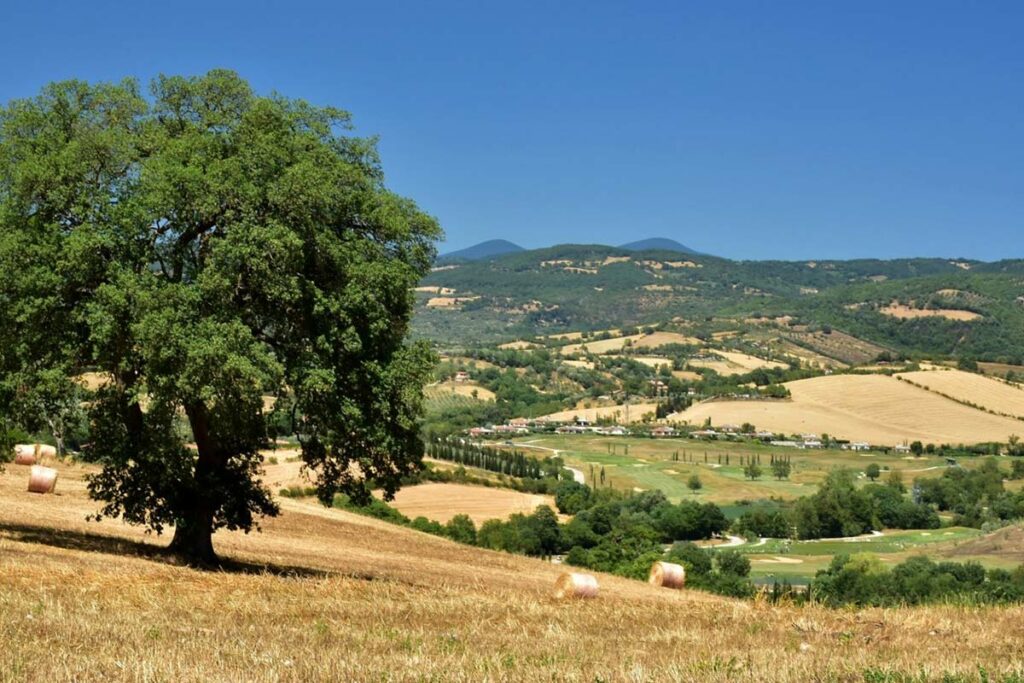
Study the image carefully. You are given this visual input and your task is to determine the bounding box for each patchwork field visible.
[672,374,1024,445]
[3,461,1024,680]
[688,350,788,376]
[896,368,1024,419]
[381,483,555,525]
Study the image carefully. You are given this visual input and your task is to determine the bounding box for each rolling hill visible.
[414,244,1024,362]
[436,239,524,263]
[2,460,1023,681]
[619,237,700,253]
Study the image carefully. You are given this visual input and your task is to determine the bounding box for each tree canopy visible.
[0,70,440,563]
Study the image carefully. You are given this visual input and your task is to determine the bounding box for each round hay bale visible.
[27,465,58,494]
[35,444,57,460]
[648,561,686,589]
[13,444,36,466]
[553,572,599,599]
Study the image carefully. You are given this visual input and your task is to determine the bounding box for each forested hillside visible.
[414,245,1024,362]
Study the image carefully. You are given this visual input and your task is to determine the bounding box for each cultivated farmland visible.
[672,374,1024,445]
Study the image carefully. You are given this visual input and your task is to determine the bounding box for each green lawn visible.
[513,434,963,504]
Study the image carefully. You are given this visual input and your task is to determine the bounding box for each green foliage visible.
[865,463,881,481]
[0,71,440,561]
[792,470,876,539]
[771,459,791,480]
[811,554,1024,607]
[444,514,477,545]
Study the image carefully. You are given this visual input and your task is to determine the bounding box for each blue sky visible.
[2,1,1022,260]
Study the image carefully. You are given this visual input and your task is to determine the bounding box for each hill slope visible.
[619,237,700,253]
[415,244,1024,360]
[437,239,524,263]
[2,461,1022,680]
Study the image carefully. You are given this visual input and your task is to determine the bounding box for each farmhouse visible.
[454,371,470,383]
[651,426,676,438]
[894,444,912,454]
[468,427,494,437]
[691,429,718,438]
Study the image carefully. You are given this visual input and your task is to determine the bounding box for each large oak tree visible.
[0,71,440,563]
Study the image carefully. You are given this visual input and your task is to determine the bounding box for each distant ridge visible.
[619,237,699,254]
[438,239,525,263]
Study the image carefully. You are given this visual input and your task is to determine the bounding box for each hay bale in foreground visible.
[648,561,686,589]
[27,466,58,494]
[13,444,36,466]
[553,572,599,599]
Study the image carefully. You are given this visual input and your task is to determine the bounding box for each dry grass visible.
[1,462,1024,681]
[896,368,1024,419]
[380,483,556,525]
[673,374,1024,444]
[538,402,659,425]
[881,303,982,321]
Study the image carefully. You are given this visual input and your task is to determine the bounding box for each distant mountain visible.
[438,239,525,263]
[619,237,699,254]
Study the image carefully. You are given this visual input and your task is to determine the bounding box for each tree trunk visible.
[170,401,223,566]
[168,505,216,565]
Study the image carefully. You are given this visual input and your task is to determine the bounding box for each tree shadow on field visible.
[0,521,340,579]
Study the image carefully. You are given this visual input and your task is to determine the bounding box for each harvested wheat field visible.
[896,368,1024,419]
[881,303,981,321]
[538,402,659,424]
[379,482,556,525]
[673,374,1024,445]
[1,462,1024,681]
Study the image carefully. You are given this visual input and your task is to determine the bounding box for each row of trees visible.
[425,439,561,480]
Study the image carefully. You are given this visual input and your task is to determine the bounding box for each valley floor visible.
[2,461,1024,681]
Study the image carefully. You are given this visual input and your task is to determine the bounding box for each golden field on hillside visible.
[2,461,1024,681]
[896,368,1024,419]
[673,374,1024,444]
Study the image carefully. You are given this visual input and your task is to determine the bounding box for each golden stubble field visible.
[896,368,1024,420]
[2,461,1024,681]
[674,374,1024,445]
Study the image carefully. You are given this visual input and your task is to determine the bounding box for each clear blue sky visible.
[2,1,1022,260]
